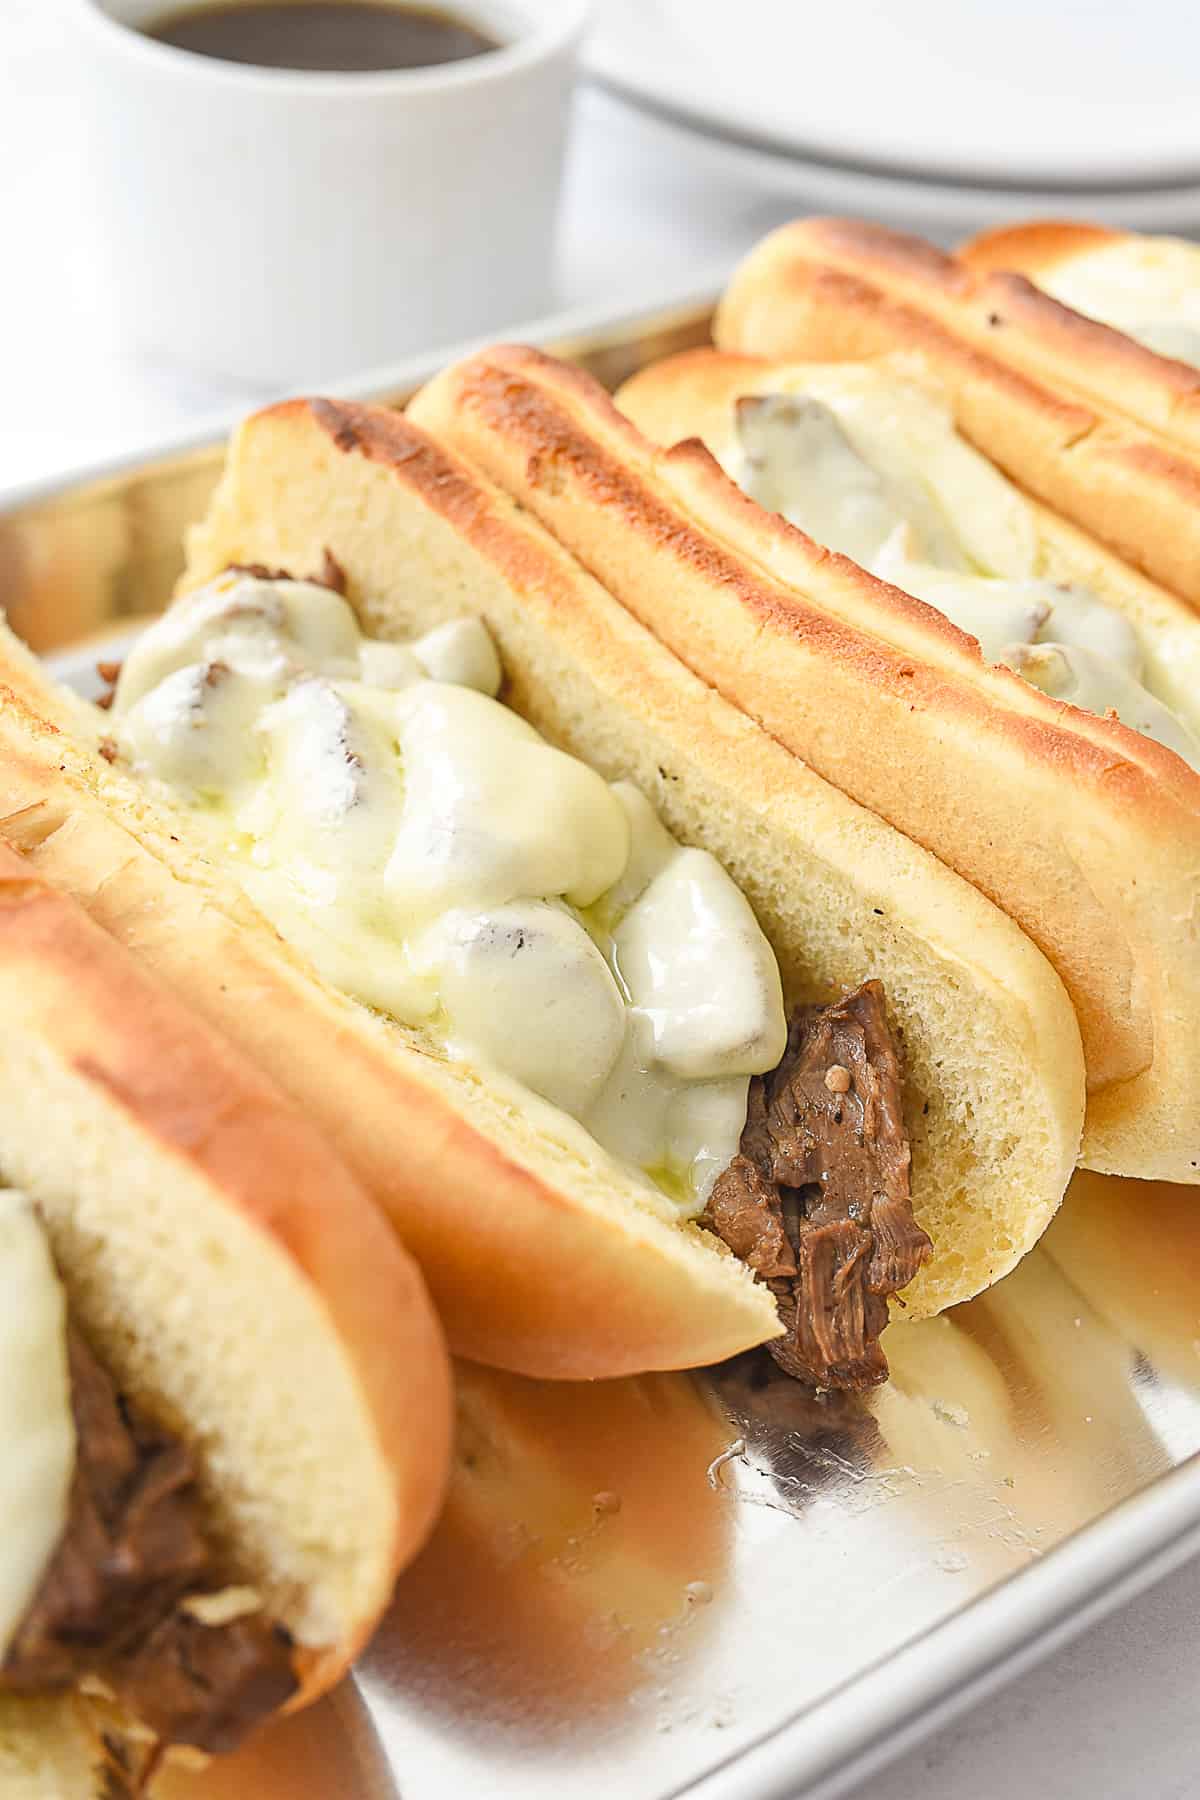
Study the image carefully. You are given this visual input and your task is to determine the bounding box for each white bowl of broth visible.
[144,3,503,74]
[72,0,589,381]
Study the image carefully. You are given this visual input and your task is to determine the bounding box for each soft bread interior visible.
[0,1696,100,1800]
[0,658,779,1378]
[409,346,1200,1185]
[0,849,451,1664]
[178,398,1085,1316]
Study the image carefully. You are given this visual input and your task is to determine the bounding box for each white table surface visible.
[2,7,1198,1796]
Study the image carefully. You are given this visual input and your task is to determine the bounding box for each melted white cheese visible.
[412,902,627,1119]
[586,781,787,1202]
[113,574,786,1212]
[728,368,1037,577]
[613,848,787,1082]
[871,527,1050,664]
[385,681,630,923]
[729,378,1200,771]
[117,574,364,707]
[584,1022,754,1210]
[409,616,503,694]
[734,392,912,569]
[1006,642,1200,768]
[1035,237,1200,370]
[117,662,274,799]
[0,1192,75,1662]
[874,529,1149,674]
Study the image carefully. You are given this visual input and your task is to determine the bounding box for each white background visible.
[2,6,1198,1795]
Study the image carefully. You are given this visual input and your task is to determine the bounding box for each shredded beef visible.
[226,546,347,595]
[2,1331,209,1684]
[1,1328,297,1755]
[116,1605,298,1759]
[704,980,931,1390]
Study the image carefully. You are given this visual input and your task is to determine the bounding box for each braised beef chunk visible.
[704,980,930,1390]
[703,1153,795,1281]
[1,1327,297,1754]
[117,1606,298,1759]
[2,1330,210,1687]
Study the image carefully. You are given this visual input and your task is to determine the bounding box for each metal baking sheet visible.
[5,292,1200,1800]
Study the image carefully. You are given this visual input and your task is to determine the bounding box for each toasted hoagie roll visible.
[409,345,1199,1183]
[715,216,1200,607]
[0,397,1082,1387]
[0,842,451,1787]
[614,346,1200,759]
[960,222,1200,445]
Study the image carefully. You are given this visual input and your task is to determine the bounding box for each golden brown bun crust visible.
[199,395,1090,1316]
[614,344,1200,794]
[0,841,453,1704]
[0,630,779,1378]
[410,343,1199,1183]
[958,220,1200,452]
[960,220,1122,276]
[715,216,1200,605]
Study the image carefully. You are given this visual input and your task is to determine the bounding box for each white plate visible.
[586,82,1200,241]
[586,0,1200,190]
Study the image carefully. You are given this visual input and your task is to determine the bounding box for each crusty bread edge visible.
[408,343,1197,1182]
[715,217,1200,603]
[614,343,1200,794]
[0,587,782,1379]
[957,220,1200,449]
[959,221,1122,275]
[0,840,454,1713]
[238,397,1095,1282]
[612,345,1200,1179]
[180,396,1089,1310]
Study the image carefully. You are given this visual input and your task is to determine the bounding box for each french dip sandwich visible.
[960,222,1200,444]
[0,843,451,1793]
[714,216,1200,605]
[0,397,1084,1390]
[410,343,1200,1188]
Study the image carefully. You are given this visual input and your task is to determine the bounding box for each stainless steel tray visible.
[4,293,1199,1800]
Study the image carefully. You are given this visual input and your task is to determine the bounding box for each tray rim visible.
[684,1451,1200,1799]
[0,277,726,517]
[7,283,1200,1800]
